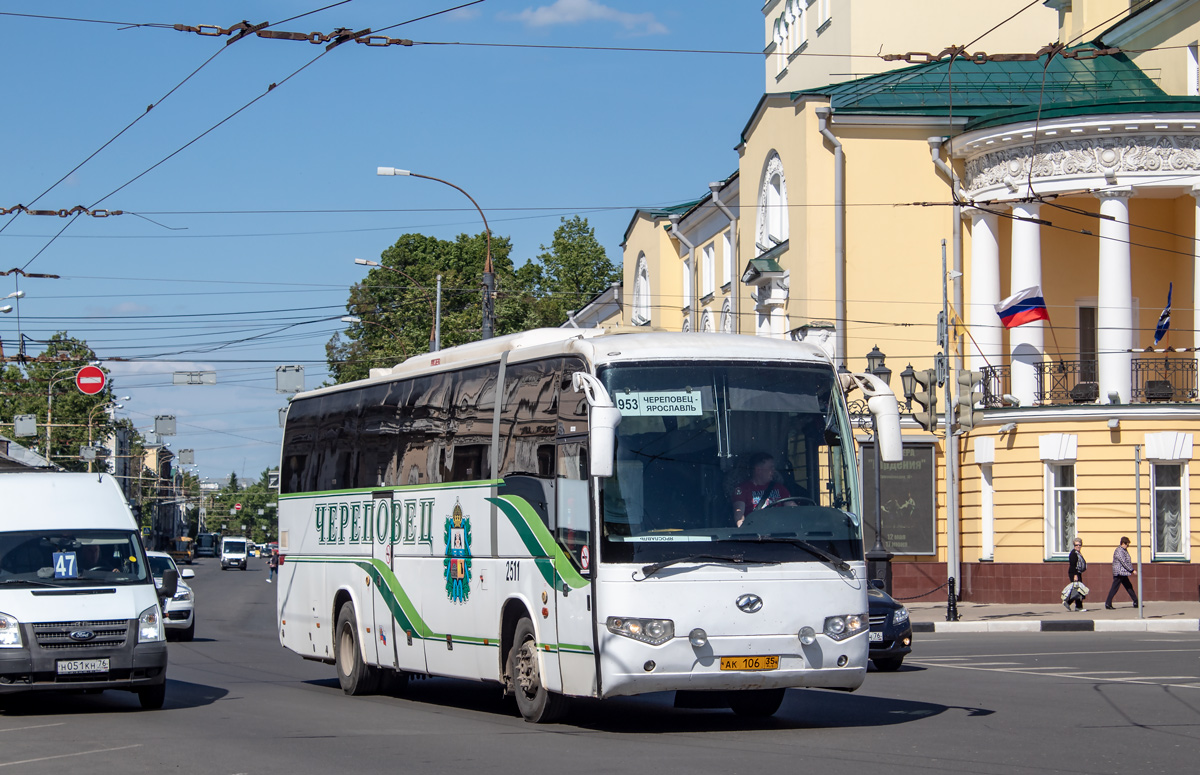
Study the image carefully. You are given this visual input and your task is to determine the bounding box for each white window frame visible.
[1150,462,1188,559]
[632,253,650,326]
[721,229,733,288]
[1189,43,1199,97]
[701,243,715,298]
[1040,433,1078,559]
[682,256,693,311]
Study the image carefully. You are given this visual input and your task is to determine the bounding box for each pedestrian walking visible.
[1104,536,1138,609]
[267,548,278,583]
[1065,538,1087,611]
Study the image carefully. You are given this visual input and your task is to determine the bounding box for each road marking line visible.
[909,662,1200,689]
[955,661,1023,666]
[0,723,66,733]
[1061,671,1135,676]
[0,744,141,767]
[1000,666,1075,671]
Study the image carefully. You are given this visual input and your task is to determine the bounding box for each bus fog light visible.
[798,626,816,646]
[688,628,708,648]
[644,661,656,672]
[607,617,674,646]
[837,655,848,667]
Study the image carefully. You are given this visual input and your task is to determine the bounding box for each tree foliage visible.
[204,468,279,543]
[0,333,120,471]
[326,217,620,384]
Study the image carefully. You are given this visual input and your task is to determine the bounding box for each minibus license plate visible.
[719,655,778,671]
[57,658,109,675]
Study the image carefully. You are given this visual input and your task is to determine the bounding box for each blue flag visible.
[1154,282,1172,346]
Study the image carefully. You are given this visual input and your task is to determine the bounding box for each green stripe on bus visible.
[286,556,591,655]
[489,495,589,591]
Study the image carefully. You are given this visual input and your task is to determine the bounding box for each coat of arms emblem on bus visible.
[443,500,472,603]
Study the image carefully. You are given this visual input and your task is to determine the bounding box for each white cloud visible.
[505,0,668,35]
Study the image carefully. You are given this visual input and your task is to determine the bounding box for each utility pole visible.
[941,240,961,619]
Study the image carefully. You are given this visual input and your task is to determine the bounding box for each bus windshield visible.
[599,361,861,566]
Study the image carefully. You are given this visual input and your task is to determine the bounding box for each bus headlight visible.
[823,613,869,641]
[607,617,674,646]
[0,612,22,648]
[138,606,165,643]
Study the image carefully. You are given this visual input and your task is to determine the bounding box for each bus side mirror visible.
[572,371,622,478]
[851,372,903,463]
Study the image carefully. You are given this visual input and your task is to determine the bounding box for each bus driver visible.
[732,453,796,527]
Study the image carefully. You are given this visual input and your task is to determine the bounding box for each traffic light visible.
[912,368,939,432]
[956,369,984,431]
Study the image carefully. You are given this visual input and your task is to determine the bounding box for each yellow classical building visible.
[621,0,1200,602]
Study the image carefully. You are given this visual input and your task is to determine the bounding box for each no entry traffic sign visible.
[75,365,106,395]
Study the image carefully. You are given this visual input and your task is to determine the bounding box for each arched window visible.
[701,310,713,333]
[632,253,650,326]
[681,317,691,333]
[756,152,789,254]
[721,299,732,333]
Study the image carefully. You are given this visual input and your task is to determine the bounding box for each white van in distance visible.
[220,536,249,570]
[0,472,177,709]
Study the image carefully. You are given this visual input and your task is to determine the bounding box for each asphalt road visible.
[1,558,1197,774]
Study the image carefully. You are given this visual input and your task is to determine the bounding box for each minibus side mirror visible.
[850,372,903,463]
[158,568,178,604]
[572,371,622,478]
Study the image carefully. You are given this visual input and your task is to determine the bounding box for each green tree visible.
[515,215,621,328]
[0,333,119,470]
[328,230,518,384]
[208,469,278,543]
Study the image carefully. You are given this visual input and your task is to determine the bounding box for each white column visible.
[1097,189,1134,404]
[1009,202,1044,406]
[969,208,1004,373]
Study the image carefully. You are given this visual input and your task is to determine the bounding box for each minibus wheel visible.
[335,601,379,695]
[508,617,567,723]
[137,682,166,710]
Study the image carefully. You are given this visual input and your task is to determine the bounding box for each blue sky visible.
[0,1,762,481]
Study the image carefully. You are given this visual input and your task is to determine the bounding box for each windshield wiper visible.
[638,553,778,580]
[0,578,66,588]
[732,537,851,573]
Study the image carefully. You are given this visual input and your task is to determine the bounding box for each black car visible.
[867,581,912,671]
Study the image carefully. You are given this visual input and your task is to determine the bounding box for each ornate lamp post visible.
[865,345,894,593]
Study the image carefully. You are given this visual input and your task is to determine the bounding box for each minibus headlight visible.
[607,617,674,646]
[138,605,165,643]
[823,613,869,641]
[0,612,22,648]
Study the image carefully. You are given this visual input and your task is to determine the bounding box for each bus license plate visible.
[57,658,109,675]
[719,655,778,671]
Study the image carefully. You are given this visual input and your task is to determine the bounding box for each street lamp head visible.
[341,316,363,324]
[865,345,885,374]
[900,363,917,403]
[377,167,412,177]
[0,305,11,314]
[354,258,380,267]
[3,290,24,301]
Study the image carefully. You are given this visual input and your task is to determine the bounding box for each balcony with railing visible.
[979,354,1198,407]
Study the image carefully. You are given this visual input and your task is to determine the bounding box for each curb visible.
[913,618,1200,633]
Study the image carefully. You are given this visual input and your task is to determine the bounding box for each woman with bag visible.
[1065,538,1087,611]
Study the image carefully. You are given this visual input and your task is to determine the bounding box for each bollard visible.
[946,576,960,621]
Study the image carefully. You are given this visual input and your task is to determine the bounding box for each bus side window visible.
[556,440,589,568]
[559,359,589,435]
[448,365,495,482]
[497,360,559,530]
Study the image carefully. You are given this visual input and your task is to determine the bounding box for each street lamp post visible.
[865,345,894,593]
[352,258,439,351]
[87,396,129,473]
[376,167,494,339]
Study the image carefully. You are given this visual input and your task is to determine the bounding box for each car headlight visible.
[138,605,165,643]
[823,612,869,641]
[0,612,22,648]
[607,617,674,646]
[174,588,192,601]
[893,607,909,625]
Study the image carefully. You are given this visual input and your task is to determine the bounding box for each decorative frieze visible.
[965,135,1200,193]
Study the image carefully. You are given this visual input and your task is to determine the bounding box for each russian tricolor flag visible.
[994,286,1050,329]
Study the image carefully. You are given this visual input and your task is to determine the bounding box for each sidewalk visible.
[906,599,1200,633]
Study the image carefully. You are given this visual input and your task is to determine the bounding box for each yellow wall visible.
[1107,2,1200,95]
[621,213,684,330]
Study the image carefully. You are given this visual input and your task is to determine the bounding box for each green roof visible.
[803,46,1173,122]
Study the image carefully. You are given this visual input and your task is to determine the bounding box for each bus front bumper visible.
[598,632,868,699]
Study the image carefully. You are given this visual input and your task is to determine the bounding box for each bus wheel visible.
[508,617,567,723]
[728,688,785,717]
[335,602,379,696]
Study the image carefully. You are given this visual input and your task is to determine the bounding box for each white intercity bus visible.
[276,329,901,722]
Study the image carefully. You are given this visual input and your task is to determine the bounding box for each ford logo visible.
[69,630,96,642]
[736,594,763,613]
